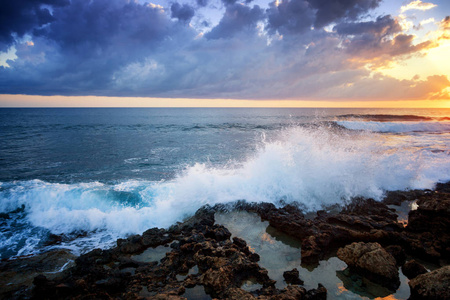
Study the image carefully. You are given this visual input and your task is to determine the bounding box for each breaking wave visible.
[337,121,450,133]
[1,125,450,259]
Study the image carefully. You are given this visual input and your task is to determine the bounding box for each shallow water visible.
[131,245,171,264]
[215,211,411,299]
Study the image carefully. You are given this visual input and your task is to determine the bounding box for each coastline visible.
[1,183,449,299]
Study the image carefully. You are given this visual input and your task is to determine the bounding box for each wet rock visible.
[385,245,406,266]
[337,242,400,290]
[405,191,450,262]
[342,198,397,221]
[409,265,450,300]
[44,233,65,246]
[0,249,76,299]
[283,268,304,285]
[271,285,307,299]
[245,197,406,265]
[117,234,145,254]
[305,284,327,300]
[205,226,231,241]
[223,287,255,299]
[5,190,448,300]
[435,182,450,193]
[249,252,260,262]
[233,237,248,249]
[383,190,425,206]
[142,228,173,247]
[402,260,428,279]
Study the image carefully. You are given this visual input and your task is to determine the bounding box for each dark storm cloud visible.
[308,0,382,28]
[39,0,173,56]
[335,16,433,65]
[0,0,69,51]
[266,0,315,35]
[196,0,209,7]
[0,0,447,101]
[205,4,264,39]
[0,0,196,95]
[266,0,382,36]
[334,15,401,36]
[221,0,238,6]
[171,3,195,22]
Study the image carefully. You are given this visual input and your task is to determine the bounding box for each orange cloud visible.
[439,16,450,40]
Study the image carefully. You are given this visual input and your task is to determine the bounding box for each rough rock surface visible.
[405,189,450,263]
[337,242,400,290]
[409,265,450,300]
[2,182,450,299]
[283,268,304,285]
[0,249,76,299]
[18,206,327,300]
[235,183,450,266]
[402,260,428,279]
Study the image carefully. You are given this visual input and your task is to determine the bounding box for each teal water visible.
[1,108,449,259]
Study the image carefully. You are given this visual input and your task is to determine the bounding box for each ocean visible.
[1,107,450,260]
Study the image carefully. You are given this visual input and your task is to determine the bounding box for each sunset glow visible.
[1,94,450,108]
[0,0,449,106]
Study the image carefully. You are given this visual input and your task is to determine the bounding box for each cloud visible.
[334,74,450,100]
[442,16,450,30]
[171,3,195,23]
[205,4,264,40]
[308,0,382,28]
[335,16,435,67]
[400,0,437,13]
[0,0,69,51]
[196,0,209,7]
[439,16,450,39]
[266,0,315,35]
[266,0,382,35]
[334,15,401,36]
[0,0,448,101]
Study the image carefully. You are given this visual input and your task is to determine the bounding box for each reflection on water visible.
[216,211,302,289]
[177,265,199,281]
[241,277,263,292]
[131,245,171,264]
[183,285,212,300]
[388,200,419,228]
[215,211,410,299]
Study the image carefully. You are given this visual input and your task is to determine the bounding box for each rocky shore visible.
[1,182,449,299]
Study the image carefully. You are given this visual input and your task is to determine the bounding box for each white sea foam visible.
[337,121,450,133]
[1,125,449,257]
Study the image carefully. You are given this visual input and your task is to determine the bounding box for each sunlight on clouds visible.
[147,3,164,11]
[0,46,18,68]
[378,16,450,81]
[420,18,435,26]
[400,0,437,13]
[113,58,163,88]
[398,14,414,31]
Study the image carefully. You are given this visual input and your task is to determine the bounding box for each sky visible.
[0,0,450,107]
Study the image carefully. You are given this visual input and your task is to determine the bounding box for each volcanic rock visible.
[402,260,428,279]
[0,249,76,299]
[409,265,450,299]
[283,268,304,285]
[337,242,400,290]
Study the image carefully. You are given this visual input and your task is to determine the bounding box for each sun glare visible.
[379,39,450,82]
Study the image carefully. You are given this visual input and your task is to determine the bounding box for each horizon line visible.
[0,94,449,109]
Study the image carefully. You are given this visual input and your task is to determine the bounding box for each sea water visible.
[1,108,449,259]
